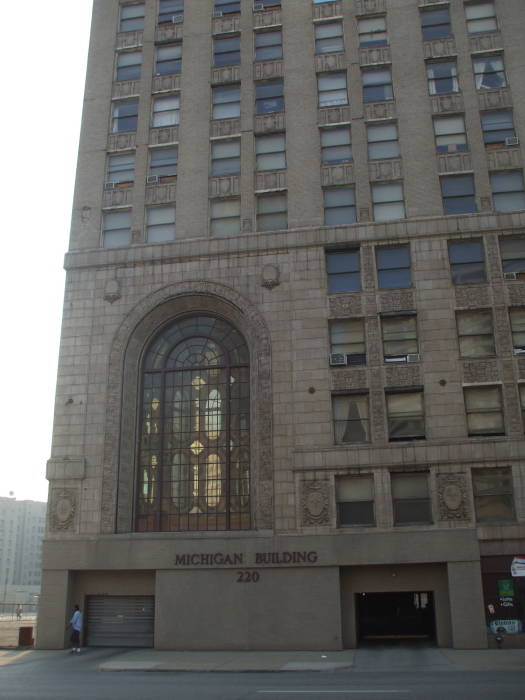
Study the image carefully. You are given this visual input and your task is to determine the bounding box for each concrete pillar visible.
[447,561,488,649]
[35,570,72,649]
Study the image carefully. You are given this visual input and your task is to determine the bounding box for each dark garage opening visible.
[356,591,436,643]
[86,595,155,647]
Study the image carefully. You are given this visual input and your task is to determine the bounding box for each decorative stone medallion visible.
[437,474,470,521]
[49,488,77,532]
[301,480,330,526]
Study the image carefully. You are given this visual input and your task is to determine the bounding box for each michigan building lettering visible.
[173,551,318,567]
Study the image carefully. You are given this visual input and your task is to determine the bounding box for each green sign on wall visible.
[498,579,515,597]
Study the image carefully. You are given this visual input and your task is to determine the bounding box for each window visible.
[433,115,468,152]
[211,139,241,176]
[333,395,370,444]
[501,236,525,275]
[158,0,183,23]
[441,175,477,215]
[387,391,425,441]
[448,239,486,284]
[323,187,356,225]
[120,4,145,32]
[320,126,352,164]
[464,385,504,436]
[111,100,138,132]
[510,309,525,352]
[520,385,525,426]
[336,476,375,527]
[136,315,250,532]
[256,193,287,231]
[420,7,451,41]
[103,210,132,248]
[255,30,282,61]
[367,123,399,159]
[255,0,281,8]
[210,198,241,236]
[472,468,514,523]
[465,2,497,34]
[152,94,180,126]
[381,314,417,362]
[473,55,506,90]
[214,35,240,67]
[481,111,516,146]
[255,133,285,171]
[107,153,135,185]
[314,22,344,54]
[391,472,431,524]
[212,85,240,120]
[490,172,525,212]
[358,16,387,47]
[372,183,405,221]
[149,147,178,180]
[255,80,284,114]
[116,51,142,81]
[362,67,393,102]
[456,310,495,357]
[146,206,176,243]
[317,72,348,108]
[426,60,458,95]
[329,319,366,364]
[326,249,361,293]
[215,0,240,16]
[155,44,182,75]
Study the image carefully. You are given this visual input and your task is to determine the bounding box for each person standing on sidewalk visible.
[68,604,83,653]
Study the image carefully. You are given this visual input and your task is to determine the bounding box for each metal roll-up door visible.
[86,595,154,647]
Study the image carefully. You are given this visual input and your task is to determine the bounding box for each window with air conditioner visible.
[329,318,366,365]
[158,0,184,24]
[381,314,418,362]
[149,147,178,180]
[481,111,515,146]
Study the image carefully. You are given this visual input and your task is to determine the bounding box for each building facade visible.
[38,0,525,650]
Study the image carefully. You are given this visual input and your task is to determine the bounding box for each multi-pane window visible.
[116,51,142,81]
[149,147,178,180]
[146,206,176,243]
[448,239,486,284]
[213,35,240,67]
[420,7,451,41]
[255,30,282,61]
[490,172,525,212]
[326,249,361,293]
[155,44,182,75]
[433,115,468,152]
[317,73,348,108]
[103,210,132,248]
[473,54,506,90]
[214,0,240,15]
[120,4,145,32]
[255,0,281,8]
[362,67,393,102]
[107,153,135,185]
[376,246,411,289]
[510,308,525,353]
[255,80,284,114]
[465,2,497,34]
[152,94,180,126]
[387,391,425,441]
[519,385,525,425]
[500,236,525,276]
[211,139,241,176]
[329,319,366,364]
[112,100,138,132]
[212,85,240,119]
[336,476,375,527]
[255,133,286,171]
[256,193,287,231]
[472,468,514,523]
[464,385,504,436]
[332,395,370,444]
[314,21,344,53]
[321,126,352,164]
[427,60,458,94]
[456,310,495,357]
[210,198,240,236]
[323,187,356,225]
[367,123,399,159]
[481,111,516,146]
[382,314,418,362]
[158,0,184,23]
[358,16,387,47]
[441,174,476,215]
[391,472,431,524]
[372,183,405,221]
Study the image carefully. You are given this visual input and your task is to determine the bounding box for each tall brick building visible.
[39,0,525,650]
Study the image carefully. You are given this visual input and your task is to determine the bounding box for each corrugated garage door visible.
[86,595,154,647]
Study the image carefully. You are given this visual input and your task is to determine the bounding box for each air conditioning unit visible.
[253,2,265,10]
[513,347,525,355]
[329,353,347,366]
[346,353,366,366]
[505,136,519,146]
[504,271,518,280]
[146,175,159,185]
[104,182,116,190]
[406,353,421,363]
[212,9,223,18]
[385,355,407,363]
[321,99,347,108]
[171,13,184,23]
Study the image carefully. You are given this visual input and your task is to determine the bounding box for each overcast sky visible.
[0,1,93,502]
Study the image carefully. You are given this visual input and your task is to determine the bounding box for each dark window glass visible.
[421,8,451,40]
[481,111,515,145]
[214,35,240,67]
[376,246,411,289]
[215,0,240,15]
[158,0,184,23]
[448,240,486,284]
[441,175,477,215]
[255,80,284,114]
[326,250,361,293]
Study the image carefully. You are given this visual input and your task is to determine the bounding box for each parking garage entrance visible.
[356,591,436,643]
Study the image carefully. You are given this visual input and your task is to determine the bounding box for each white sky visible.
[0,1,93,502]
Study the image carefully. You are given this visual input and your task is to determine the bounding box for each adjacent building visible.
[39,0,525,650]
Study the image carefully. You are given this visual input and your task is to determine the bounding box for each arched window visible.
[136,315,250,532]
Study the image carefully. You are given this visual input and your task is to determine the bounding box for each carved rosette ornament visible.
[49,488,77,532]
[261,264,280,289]
[301,481,330,526]
[437,474,470,521]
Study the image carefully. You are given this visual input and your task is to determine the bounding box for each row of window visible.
[336,466,513,529]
